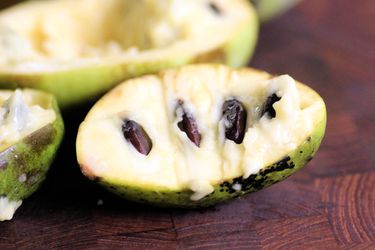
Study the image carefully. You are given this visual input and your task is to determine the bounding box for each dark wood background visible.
[1,0,374,249]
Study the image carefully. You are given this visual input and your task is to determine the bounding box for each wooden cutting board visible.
[1,0,374,249]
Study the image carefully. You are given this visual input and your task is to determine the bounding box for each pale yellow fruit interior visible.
[0,197,22,221]
[77,65,325,200]
[0,0,251,72]
[0,89,56,152]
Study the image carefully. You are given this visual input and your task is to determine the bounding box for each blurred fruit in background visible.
[0,0,258,108]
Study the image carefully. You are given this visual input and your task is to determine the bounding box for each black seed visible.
[177,100,201,147]
[208,2,222,15]
[122,119,153,155]
[222,99,247,144]
[307,136,312,142]
[262,93,281,118]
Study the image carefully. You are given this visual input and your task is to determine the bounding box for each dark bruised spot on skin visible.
[307,136,312,142]
[9,148,28,170]
[25,170,41,186]
[220,156,296,193]
[25,124,54,154]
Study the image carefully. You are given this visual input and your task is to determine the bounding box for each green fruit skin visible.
[0,1,258,109]
[251,0,300,22]
[0,91,64,202]
[96,104,326,208]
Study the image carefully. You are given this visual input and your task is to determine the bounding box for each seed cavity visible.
[262,93,281,118]
[208,2,222,15]
[222,99,247,144]
[177,100,201,147]
[122,119,152,155]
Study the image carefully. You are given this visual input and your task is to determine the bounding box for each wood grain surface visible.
[1,0,375,249]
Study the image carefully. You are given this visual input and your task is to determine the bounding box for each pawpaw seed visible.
[222,99,247,144]
[122,119,153,155]
[177,100,201,147]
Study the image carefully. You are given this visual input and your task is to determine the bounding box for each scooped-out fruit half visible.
[0,0,258,108]
[0,89,64,221]
[76,64,326,208]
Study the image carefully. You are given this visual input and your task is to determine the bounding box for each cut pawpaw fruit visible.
[76,64,326,208]
[0,0,258,108]
[0,89,64,221]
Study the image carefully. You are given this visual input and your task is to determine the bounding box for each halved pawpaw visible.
[76,64,326,208]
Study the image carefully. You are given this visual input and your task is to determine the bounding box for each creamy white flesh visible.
[0,197,22,221]
[77,66,324,200]
[0,0,250,72]
[0,90,55,221]
[0,90,56,151]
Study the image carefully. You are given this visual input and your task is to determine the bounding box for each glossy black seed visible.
[177,101,201,147]
[262,93,281,118]
[208,2,222,15]
[122,119,152,155]
[222,99,247,144]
